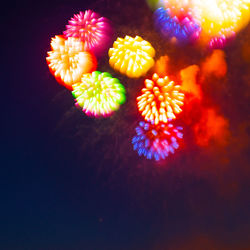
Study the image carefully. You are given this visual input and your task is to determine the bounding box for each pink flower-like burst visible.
[208,33,235,49]
[64,10,112,56]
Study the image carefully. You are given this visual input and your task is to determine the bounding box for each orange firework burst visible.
[46,35,97,89]
[137,73,184,124]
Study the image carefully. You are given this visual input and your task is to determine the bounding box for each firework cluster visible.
[151,0,250,48]
[46,10,126,116]
[46,2,249,162]
[133,71,185,161]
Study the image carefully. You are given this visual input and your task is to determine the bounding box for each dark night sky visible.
[1,0,250,249]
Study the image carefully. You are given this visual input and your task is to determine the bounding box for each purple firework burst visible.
[154,7,201,44]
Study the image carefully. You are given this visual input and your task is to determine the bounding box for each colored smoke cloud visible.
[193,108,230,147]
[242,41,250,63]
[180,64,201,99]
[152,55,170,77]
[201,50,227,78]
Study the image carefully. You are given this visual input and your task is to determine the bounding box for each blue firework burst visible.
[132,121,183,161]
[154,7,201,43]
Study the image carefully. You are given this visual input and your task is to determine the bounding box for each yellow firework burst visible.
[108,35,155,78]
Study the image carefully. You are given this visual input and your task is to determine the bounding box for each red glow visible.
[194,108,229,147]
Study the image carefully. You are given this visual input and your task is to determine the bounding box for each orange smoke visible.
[201,50,227,78]
[152,55,169,77]
[194,108,230,147]
[180,65,202,99]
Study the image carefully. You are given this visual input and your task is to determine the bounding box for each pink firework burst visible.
[63,10,112,56]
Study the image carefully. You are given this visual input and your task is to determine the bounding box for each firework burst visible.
[72,71,126,117]
[109,35,155,78]
[132,120,183,161]
[137,73,184,125]
[46,35,97,89]
[64,10,112,55]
